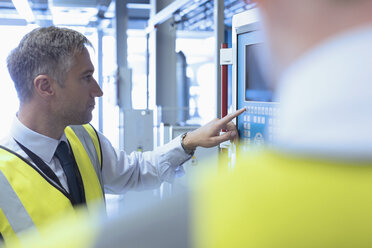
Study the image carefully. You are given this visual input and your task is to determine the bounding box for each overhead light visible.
[11,0,35,23]
[50,6,97,26]
[127,3,151,10]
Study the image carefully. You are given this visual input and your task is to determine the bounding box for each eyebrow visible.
[80,69,94,76]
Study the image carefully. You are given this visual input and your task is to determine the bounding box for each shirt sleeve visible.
[98,132,192,194]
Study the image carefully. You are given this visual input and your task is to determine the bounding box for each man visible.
[0,26,244,245]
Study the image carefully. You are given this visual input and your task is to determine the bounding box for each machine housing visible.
[232,9,279,150]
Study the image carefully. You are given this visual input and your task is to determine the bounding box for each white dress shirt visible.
[274,25,372,160]
[0,117,191,194]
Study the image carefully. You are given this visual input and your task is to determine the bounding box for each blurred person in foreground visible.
[196,0,372,246]
[4,0,372,247]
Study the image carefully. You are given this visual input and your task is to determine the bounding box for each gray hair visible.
[7,26,92,103]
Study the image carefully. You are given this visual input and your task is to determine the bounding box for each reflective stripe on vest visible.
[0,170,35,233]
[0,124,104,244]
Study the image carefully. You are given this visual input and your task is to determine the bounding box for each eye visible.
[84,75,93,82]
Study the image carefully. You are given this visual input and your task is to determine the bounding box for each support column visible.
[97,28,103,133]
[153,0,178,125]
[116,0,128,69]
[114,0,132,150]
[214,0,224,118]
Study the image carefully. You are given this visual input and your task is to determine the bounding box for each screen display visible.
[245,44,273,102]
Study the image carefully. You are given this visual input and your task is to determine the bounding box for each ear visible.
[33,75,55,99]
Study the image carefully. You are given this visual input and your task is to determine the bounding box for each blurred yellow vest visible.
[194,150,372,248]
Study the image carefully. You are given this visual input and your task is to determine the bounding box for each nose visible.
[91,77,103,98]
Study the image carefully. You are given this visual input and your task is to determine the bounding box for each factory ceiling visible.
[0,0,150,28]
[0,0,254,31]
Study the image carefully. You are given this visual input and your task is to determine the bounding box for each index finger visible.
[218,107,246,126]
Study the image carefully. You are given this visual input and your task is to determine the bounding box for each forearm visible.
[101,133,191,194]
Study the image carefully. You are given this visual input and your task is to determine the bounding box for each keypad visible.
[239,103,279,146]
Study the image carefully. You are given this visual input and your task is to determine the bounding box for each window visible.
[0,25,36,139]
[176,36,217,124]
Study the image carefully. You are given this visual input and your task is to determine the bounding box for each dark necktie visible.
[55,141,82,205]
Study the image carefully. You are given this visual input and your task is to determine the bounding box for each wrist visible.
[181,132,196,155]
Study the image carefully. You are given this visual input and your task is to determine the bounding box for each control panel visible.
[232,9,279,149]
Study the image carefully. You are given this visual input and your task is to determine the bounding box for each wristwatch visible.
[181,132,195,155]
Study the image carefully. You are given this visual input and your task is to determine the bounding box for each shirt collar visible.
[11,116,69,163]
[274,25,372,159]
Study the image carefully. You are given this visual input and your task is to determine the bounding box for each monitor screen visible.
[245,43,272,102]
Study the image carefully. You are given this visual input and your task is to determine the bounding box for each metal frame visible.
[231,8,260,117]
[146,0,190,33]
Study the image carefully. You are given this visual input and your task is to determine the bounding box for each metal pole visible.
[116,0,128,69]
[221,43,228,119]
[97,28,104,133]
[214,0,224,119]
[146,32,150,110]
[114,0,130,150]
[155,0,178,125]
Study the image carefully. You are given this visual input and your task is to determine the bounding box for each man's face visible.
[54,47,103,126]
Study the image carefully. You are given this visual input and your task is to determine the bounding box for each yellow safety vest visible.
[194,150,372,248]
[0,124,104,246]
